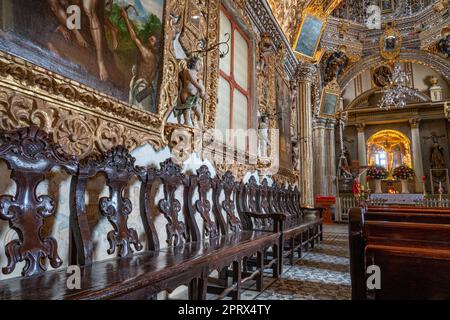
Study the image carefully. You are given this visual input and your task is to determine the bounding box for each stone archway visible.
[338,50,450,91]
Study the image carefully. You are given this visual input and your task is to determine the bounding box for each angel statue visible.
[173,56,209,129]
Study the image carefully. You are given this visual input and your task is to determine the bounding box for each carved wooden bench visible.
[349,207,450,300]
[236,177,323,272]
[0,126,285,300]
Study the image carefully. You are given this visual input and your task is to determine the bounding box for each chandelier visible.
[378,63,420,109]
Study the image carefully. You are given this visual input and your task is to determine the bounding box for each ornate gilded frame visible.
[379,25,402,61]
[292,10,327,62]
[0,0,220,159]
[319,80,341,119]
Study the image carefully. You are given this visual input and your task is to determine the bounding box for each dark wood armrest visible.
[243,212,287,221]
[301,207,324,217]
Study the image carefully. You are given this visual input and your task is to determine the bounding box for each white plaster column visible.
[356,123,367,166]
[296,63,316,207]
[410,118,424,192]
[326,119,337,196]
[313,118,327,196]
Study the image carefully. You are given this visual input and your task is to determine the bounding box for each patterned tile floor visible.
[242,224,351,300]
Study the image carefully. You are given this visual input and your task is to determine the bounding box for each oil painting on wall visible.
[293,14,323,59]
[0,0,164,113]
[321,91,338,117]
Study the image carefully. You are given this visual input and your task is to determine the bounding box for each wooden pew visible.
[349,206,450,300]
[0,126,287,300]
[236,177,323,272]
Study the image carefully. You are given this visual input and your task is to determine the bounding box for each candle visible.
[422,175,427,182]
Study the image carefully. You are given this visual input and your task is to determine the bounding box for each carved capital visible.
[356,123,366,133]
[409,118,421,129]
[313,117,328,129]
[295,63,316,83]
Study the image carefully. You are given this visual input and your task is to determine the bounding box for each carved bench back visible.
[269,182,282,214]
[212,171,242,235]
[256,178,272,229]
[236,176,260,230]
[186,165,217,241]
[0,126,78,277]
[285,185,298,220]
[71,146,146,265]
[155,159,188,247]
[292,186,303,219]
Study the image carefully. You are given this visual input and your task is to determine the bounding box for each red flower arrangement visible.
[392,164,415,180]
[367,166,388,180]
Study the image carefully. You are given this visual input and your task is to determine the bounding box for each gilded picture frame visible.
[379,26,402,61]
[0,0,169,115]
[292,13,325,60]
[0,0,220,157]
[379,0,394,14]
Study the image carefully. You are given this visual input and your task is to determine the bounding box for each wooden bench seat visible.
[349,206,450,300]
[0,230,281,300]
[0,126,290,300]
[236,177,323,270]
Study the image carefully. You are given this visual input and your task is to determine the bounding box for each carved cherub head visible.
[260,32,273,51]
[187,56,202,71]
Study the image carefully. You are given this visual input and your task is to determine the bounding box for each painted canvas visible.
[0,0,164,113]
[276,74,292,169]
[380,0,394,13]
[294,14,323,58]
[322,92,338,117]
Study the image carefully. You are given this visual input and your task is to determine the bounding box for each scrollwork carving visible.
[0,126,77,276]
[96,146,143,258]
[194,165,217,238]
[158,159,187,246]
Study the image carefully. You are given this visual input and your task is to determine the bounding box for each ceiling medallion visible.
[379,23,402,61]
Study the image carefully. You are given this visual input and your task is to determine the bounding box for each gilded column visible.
[313,118,327,196]
[296,63,316,207]
[356,123,367,166]
[410,118,424,192]
[326,119,337,196]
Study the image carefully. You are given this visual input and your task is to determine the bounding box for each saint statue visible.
[424,133,447,176]
[258,115,270,158]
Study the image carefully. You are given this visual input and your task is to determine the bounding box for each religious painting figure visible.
[120,6,159,110]
[174,56,208,128]
[47,0,89,48]
[373,65,392,88]
[47,0,113,81]
[0,1,165,112]
[384,35,397,51]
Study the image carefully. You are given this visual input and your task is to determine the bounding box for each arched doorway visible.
[367,130,412,174]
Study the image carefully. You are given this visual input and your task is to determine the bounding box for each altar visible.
[370,193,424,205]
